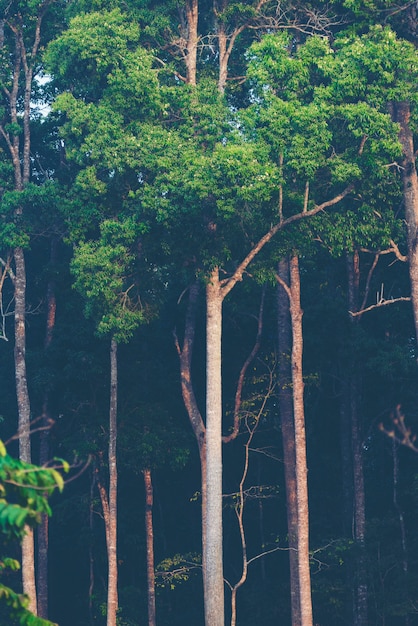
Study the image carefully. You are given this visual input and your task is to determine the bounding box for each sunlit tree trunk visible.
[143,468,156,626]
[205,268,225,626]
[1,9,48,613]
[14,245,36,613]
[98,338,118,626]
[178,0,198,85]
[288,256,313,626]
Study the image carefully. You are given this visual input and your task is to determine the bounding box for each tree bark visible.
[393,102,418,346]
[346,252,368,626]
[175,281,207,594]
[277,257,301,625]
[3,9,48,613]
[14,245,37,614]
[204,268,225,626]
[37,237,58,620]
[95,339,119,626]
[178,0,199,85]
[107,337,118,626]
[143,468,156,626]
[288,256,313,626]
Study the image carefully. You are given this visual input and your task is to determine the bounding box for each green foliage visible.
[0,442,66,538]
[71,219,148,342]
[156,552,201,590]
[0,441,66,626]
[331,25,418,109]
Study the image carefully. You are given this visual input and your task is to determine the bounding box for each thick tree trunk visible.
[277,257,301,625]
[180,0,198,85]
[204,268,224,626]
[393,102,418,345]
[288,256,313,626]
[107,337,118,626]
[143,468,156,626]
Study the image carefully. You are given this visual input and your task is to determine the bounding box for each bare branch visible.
[350,296,411,317]
[359,252,379,312]
[380,405,418,454]
[223,288,265,443]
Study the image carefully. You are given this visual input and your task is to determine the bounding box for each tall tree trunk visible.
[175,281,207,599]
[37,237,58,620]
[178,0,198,85]
[107,337,118,626]
[346,252,368,626]
[276,256,313,626]
[4,11,47,612]
[392,439,409,625]
[89,469,96,623]
[204,268,225,626]
[393,102,418,345]
[143,468,156,626]
[97,338,119,626]
[277,257,301,625]
[14,245,37,614]
[288,256,313,626]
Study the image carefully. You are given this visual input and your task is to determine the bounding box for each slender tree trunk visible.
[14,245,37,614]
[37,237,58,620]
[89,470,96,623]
[37,431,49,619]
[204,268,224,626]
[393,102,418,345]
[340,382,354,538]
[277,257,301,625]
[143,468,156,626]
[346,252,368,626]
[175,282,207,598]
[107,337,118,626]
[6,13,46,613]
[392,439,409,625]
[98,339,119,626]
[288,256,313,626]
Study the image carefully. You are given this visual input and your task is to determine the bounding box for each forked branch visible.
[379,405,418,454]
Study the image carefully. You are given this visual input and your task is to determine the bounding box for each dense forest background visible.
[0,1,417,625]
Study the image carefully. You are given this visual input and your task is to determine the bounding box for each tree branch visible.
[380,405,418,454]
[221,183,355,298]
[222,288,265,443]
[350,296,411,317]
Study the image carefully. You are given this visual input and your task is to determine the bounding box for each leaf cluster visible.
[0,441,65,626]
[0,440,66,539]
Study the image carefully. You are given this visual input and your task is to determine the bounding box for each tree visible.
[0,0,66,612]
[71,221,148,626]
[43,7,418,625]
